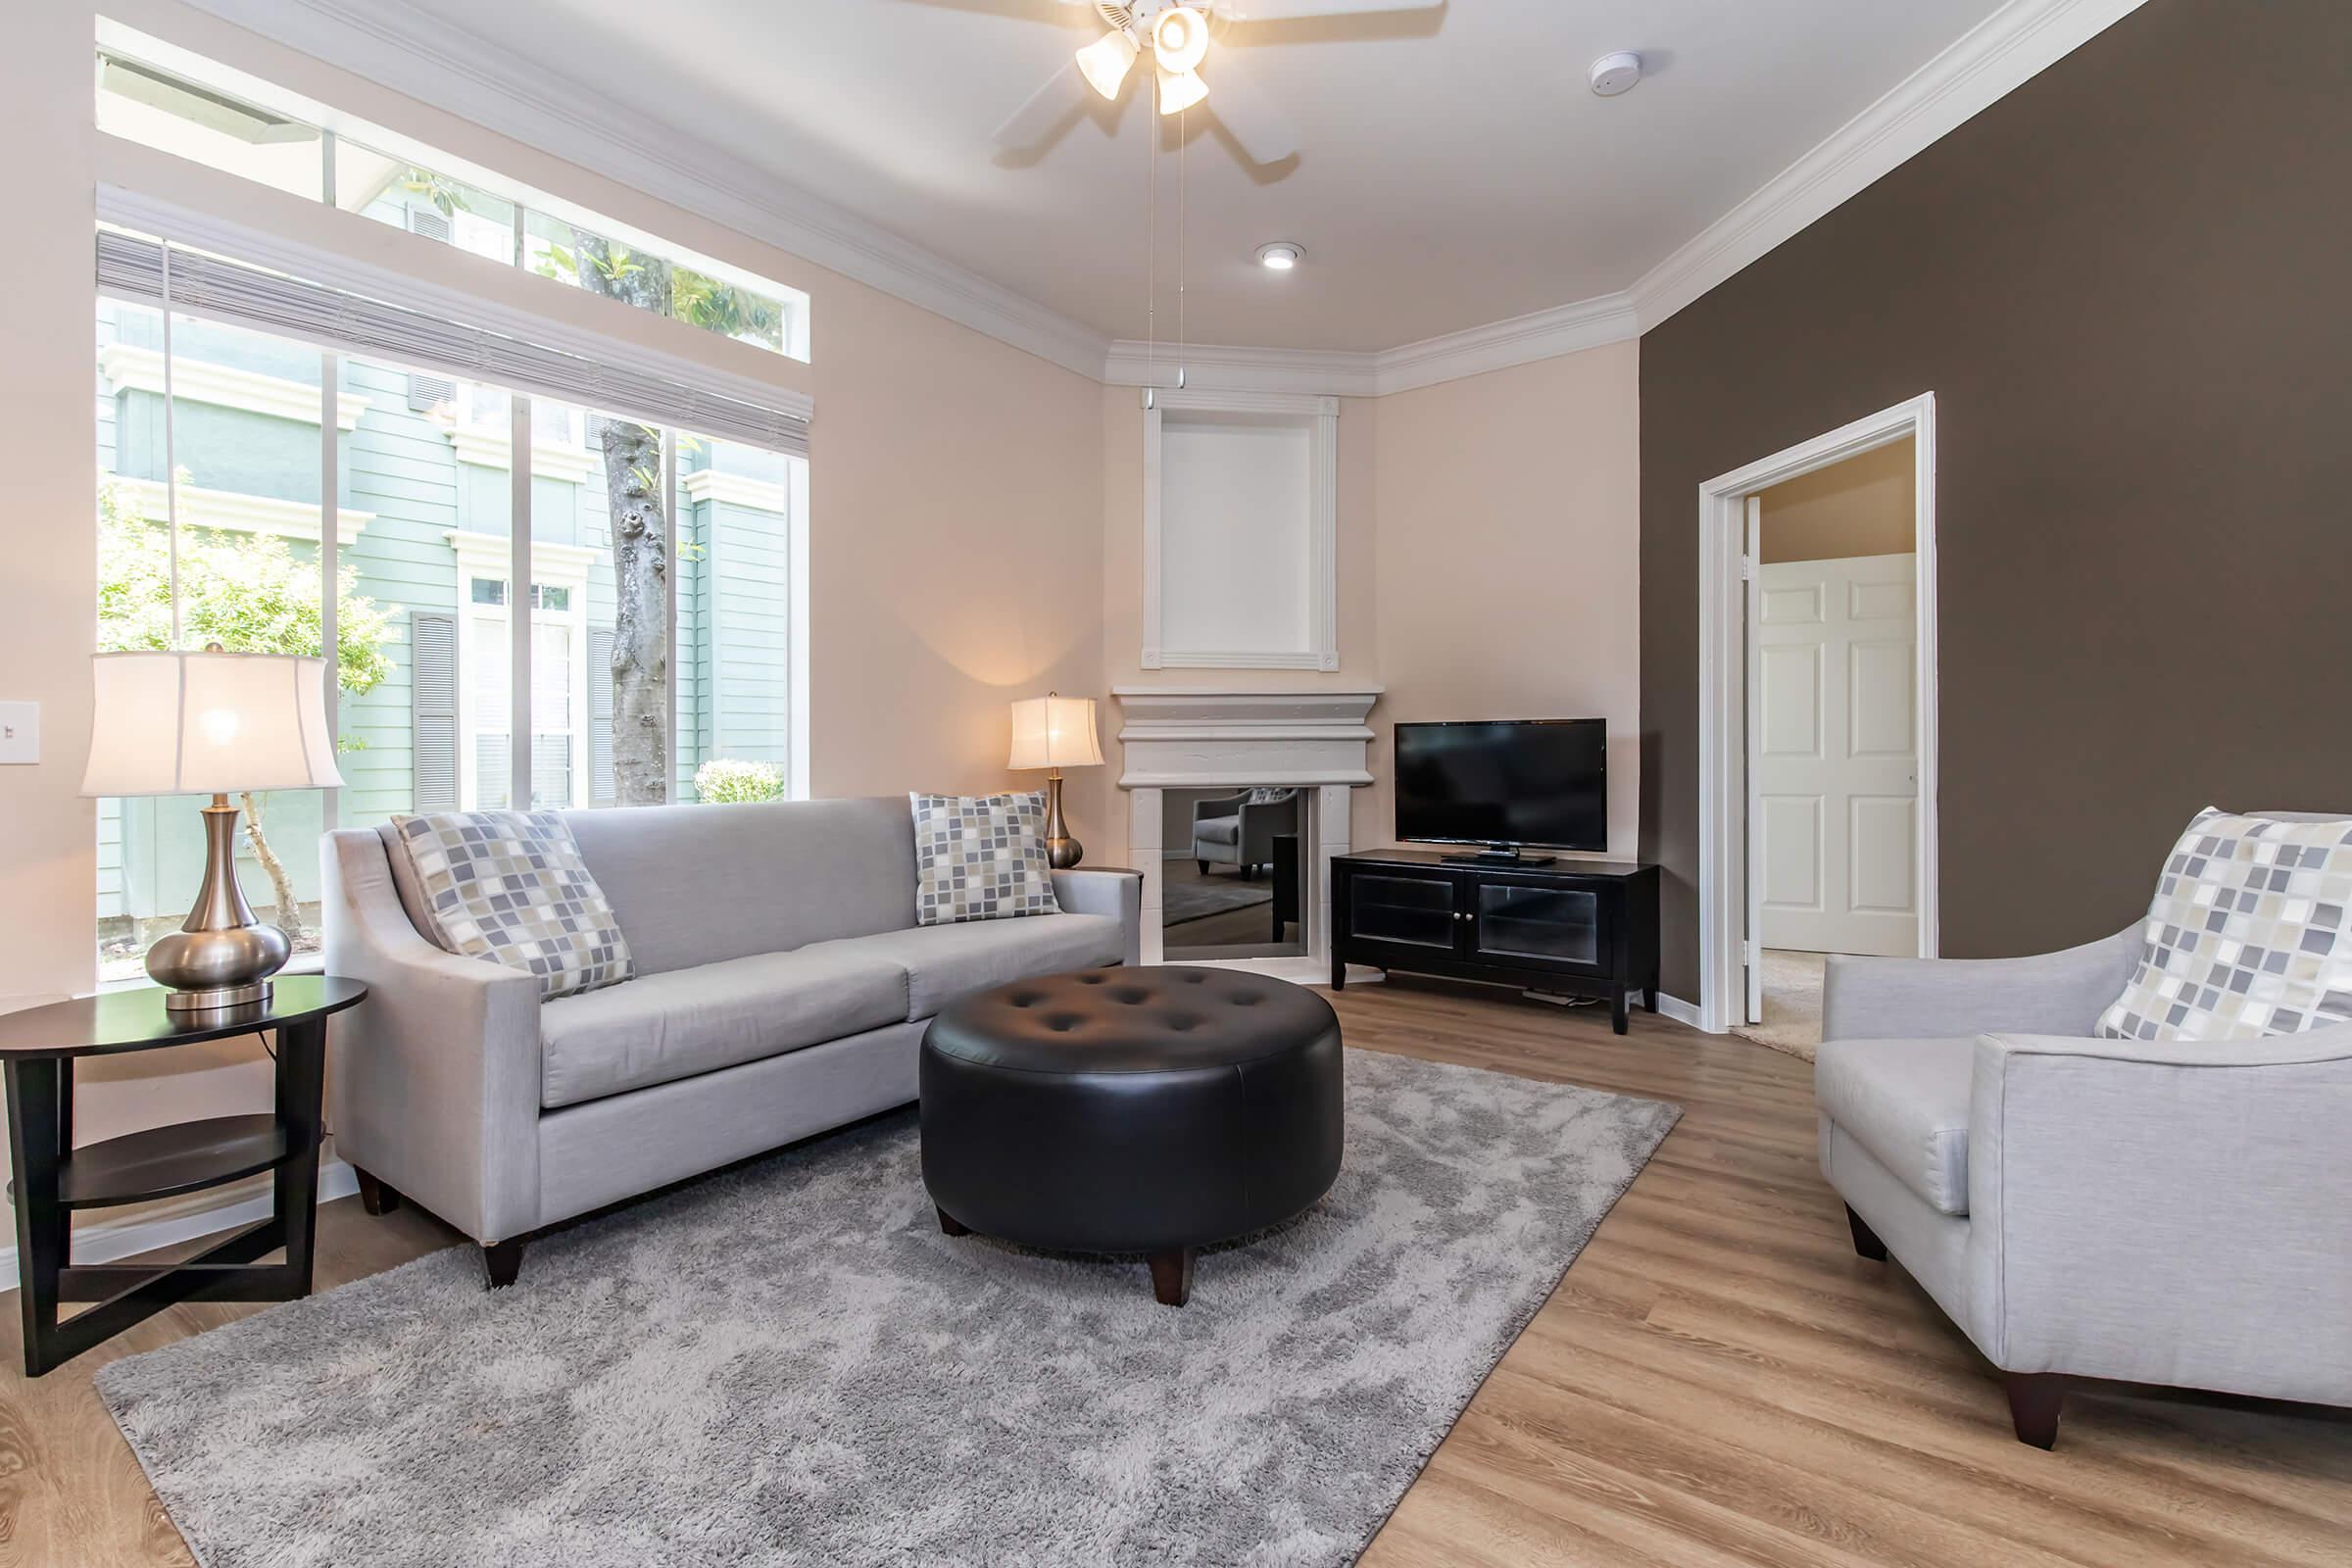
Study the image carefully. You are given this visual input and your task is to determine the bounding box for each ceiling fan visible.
[994,0,1440,166]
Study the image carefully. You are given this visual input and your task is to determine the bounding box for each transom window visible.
[94,21,808,362]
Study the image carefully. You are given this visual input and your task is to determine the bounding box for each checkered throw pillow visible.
[2096,808,2352,1041]
[392,811,634,1000]
[908,792,1061,926]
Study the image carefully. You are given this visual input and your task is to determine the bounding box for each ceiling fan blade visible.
[1214,0,1442,18]
[993,60,1094,151]
[1200,64,1298,164]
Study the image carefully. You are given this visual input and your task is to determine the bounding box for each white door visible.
[1753,552,1919,957]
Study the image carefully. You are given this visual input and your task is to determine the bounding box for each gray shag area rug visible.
[100,1047,1678,1568]
[1161,869,1275,928]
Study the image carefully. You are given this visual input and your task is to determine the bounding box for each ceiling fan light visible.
[1156,65,1208,116]
[1152,6,1211,75]
[1073,29,1139,101]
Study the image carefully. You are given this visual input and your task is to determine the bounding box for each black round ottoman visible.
[919,965,1344,1306]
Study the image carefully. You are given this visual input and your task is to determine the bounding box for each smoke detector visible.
[1589,52,1642,97]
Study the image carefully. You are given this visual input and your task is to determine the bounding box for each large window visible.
[94,283,808,981]
[94,22,808,361]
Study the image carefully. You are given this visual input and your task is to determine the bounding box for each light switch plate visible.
[0,702,39,764]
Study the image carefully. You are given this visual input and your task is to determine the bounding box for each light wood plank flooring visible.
[4,978,2345,1566]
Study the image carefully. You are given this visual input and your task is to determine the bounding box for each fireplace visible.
[1109,687,1383,971]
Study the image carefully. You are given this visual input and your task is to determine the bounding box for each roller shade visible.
[97,227,809,456]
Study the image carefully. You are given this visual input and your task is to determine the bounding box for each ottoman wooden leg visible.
[1149,1247,1195,1307]
[937,1204,970,1237]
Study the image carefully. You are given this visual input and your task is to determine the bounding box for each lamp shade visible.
[1007,695,1103,772]
[81,650,345,797]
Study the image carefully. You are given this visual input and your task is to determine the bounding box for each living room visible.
[2,1,2346,1563]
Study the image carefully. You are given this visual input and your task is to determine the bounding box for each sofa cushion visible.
[539,947,909,1108]
[1814,1036,1974,1215]
[815,911,1126,1021]
[559,799,921,978]
[1194,817,1242,846]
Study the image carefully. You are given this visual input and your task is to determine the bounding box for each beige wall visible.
[0,0,1103,1235]
[1757,437,1914,564]
[1369,343,1643,858]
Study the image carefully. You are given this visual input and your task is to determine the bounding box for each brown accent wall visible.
[1639,0,2352,997]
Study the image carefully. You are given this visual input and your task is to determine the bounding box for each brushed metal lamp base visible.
[144,795,292,1015]
[1042,769,1083,870]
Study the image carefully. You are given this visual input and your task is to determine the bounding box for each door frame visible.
[1695,393,1939,1034]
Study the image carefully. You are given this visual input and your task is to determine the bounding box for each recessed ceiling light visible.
[1255,242,1304,271]
[1589,51,1642,97]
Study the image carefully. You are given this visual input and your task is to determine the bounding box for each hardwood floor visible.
[5,977,2345,1566]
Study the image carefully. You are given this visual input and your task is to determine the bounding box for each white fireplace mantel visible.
[1110,686,1383,969]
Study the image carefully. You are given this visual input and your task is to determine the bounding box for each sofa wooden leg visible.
[1149,1248,1195,1307]
[2004,1373,2065,1449]
[1197,860,1209,876]
[355,1168,401,1217]
[481,1239,527,1290]
[1845,1204,1887,1261]
[936,1204,970,1237]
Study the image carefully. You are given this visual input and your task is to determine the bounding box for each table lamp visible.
[81,646,344,1014]
[1007,692,1103,869]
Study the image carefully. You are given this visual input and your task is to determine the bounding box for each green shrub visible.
[694,758,784,805]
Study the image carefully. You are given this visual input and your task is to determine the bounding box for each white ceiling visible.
[388,0,2010,353]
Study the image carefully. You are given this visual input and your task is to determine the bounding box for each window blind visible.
[97,228,809,456]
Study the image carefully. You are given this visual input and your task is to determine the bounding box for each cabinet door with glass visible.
[1336,869,1465,963]
[1467,877,1605,974]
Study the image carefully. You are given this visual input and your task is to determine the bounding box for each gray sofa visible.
[322,797,1141,1286]
[1192,789,1299,878]
[1817,928,2352,1447]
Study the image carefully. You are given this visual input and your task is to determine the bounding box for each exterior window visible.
[94,303,340,983]
[96,35,808,360]
[92,257,809,977]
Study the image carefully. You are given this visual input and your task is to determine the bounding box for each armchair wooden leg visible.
[1198,860,1209,876]
[354,1168,402,1217]
[2004,1373,2065,1449]
[1845,1204,1887,1261]
[481,1239,527,1290]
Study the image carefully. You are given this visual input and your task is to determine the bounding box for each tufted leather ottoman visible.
[918,965,1344,1306]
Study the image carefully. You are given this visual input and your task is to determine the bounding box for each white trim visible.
[149,0,2137,395]
[112,473,371,544]
[99,340,368,428]
[448,526,595,809]
[444,423,598,484]
[164,0,1108,380]
[1141,393,1340,672]
[0,1158,355,1295]
[1654,993,1705,1031]
[682,467,789,513]
[1696,394,1939,1035]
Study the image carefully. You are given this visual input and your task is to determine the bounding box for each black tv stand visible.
[1330,849,1660,1034]
[1440,847,1556,866]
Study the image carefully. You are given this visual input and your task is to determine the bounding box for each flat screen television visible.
[1394,718,1606,860]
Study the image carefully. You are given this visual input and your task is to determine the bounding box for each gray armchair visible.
[1191,789,1299,878]
[1817,930,2352,1447]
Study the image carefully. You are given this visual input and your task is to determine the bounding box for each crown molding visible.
[1109,0,2143,398]
[173,0,1112,381]
[1624,0,2149,331]
[171,0,2142,399]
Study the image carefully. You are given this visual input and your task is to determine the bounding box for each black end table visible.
[0,976,367,1377]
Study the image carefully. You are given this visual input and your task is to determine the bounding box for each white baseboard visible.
[0,1157,358,1295]
[1655,993,1709,1031]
